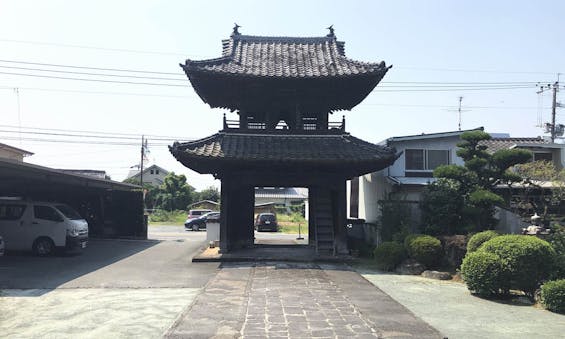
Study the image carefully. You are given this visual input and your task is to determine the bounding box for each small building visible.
[0,142,33,161]
[188,200,220,211]
[126,164,169,187]
[349,127,481,224]
[255,187,308,216]
[0,158,146,239]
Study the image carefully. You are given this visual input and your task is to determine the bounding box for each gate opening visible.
[253,187,309,246]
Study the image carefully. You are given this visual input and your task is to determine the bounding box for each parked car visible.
[0,199,89,256]
[187,209,212,220]
[255,213,278,232]
[184,211,220,231]
[0,235,4,256]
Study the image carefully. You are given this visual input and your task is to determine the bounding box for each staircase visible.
[315,191,335,255]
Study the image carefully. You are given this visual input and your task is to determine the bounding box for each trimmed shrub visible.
[467,230,499,253]
[406,235,442,268]
[481,235,557,297]
[403,233,423,250]
[373,242,406,271]
[541,279,565,314]
[461,251,507,296]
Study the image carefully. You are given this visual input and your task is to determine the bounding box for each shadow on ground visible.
[0,238,159,293]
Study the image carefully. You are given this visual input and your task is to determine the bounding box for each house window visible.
[533,152,552,162]
[150,170,154,174]
[156,170,160,174]
[405,149,450,176]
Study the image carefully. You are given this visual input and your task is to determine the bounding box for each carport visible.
[0,158,146,238]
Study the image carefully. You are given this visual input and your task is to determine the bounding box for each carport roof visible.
[0,158,139,192]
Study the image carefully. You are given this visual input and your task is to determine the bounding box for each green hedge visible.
[467,230,499,253]
[373,242,406,271]
[541,279,565,314]
[405,235,442,268]
[461,251,507,296]
[480,235,556,297]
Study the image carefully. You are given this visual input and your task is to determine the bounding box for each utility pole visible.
[447,96,469,131]
[551,81,558,143]
[457,96,463,131]
[538,76,561,143]
[140,135,145,187]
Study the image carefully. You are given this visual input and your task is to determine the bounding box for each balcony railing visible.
[222,115,346,134]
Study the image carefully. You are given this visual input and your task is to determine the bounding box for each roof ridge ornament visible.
[232,23,241,36]
[326,25,335,38]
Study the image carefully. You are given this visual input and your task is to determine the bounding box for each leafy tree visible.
[428,131,532,232]
[421,178,466,235]
[514,160,565,216]
[155,172,196,211]
[197,186,220,202]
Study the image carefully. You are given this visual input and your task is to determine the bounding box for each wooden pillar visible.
[239,110,248,130]
[334,180,349,255]
[219,178,230,252]
[220,177,255,252]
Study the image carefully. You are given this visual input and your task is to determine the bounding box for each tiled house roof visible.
[479,137,548,153]
[183,34,389,79]
[169,133,398,175]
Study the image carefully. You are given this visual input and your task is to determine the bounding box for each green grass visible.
[278,222,309,235]
[148,210,187,225]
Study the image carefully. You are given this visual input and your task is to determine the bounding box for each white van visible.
[0,199,89,256]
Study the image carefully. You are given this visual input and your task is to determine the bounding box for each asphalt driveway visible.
[0,228,219,338]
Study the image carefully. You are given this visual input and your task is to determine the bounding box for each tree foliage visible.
[123,172,217,211]
[423,130,532,234]
[196,186,220,202]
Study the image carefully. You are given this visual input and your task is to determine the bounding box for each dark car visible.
[255,213,278,232]
[184,211,220,231]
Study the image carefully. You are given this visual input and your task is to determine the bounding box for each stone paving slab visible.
[167,262,442,338]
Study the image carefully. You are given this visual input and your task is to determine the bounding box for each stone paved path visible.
[242,263,379,338]
[166,262,442,339]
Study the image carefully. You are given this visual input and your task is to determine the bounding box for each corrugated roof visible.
[255,187,308,199]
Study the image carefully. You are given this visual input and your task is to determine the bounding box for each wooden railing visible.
[223,114,346,133]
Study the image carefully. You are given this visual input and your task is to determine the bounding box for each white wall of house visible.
[128,165,169,187]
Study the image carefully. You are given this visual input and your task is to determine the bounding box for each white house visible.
[0,142,33,162]
[348,127,481,224]
[126,164,169,187]
[349,127,565,228]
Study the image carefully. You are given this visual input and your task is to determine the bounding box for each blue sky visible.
[0,0,563,190]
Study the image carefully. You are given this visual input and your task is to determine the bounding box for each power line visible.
[0,38,195,57]
[0,71,536,91]
[396,66,561,75]
[0,86,193,99]
[0,71,188,87]
[0,65,186,81]
[0,59,184,75]
[0,124,194,140]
